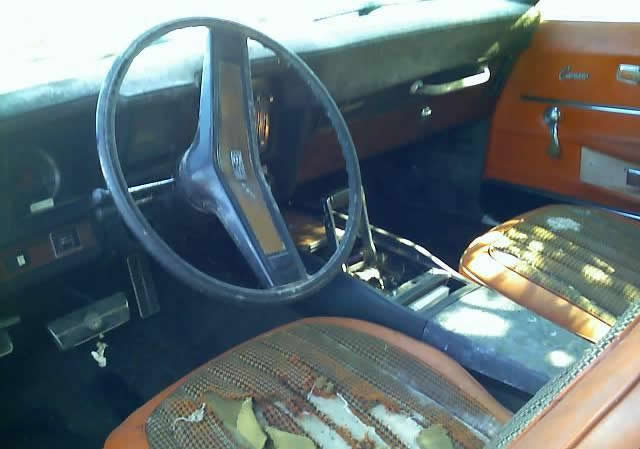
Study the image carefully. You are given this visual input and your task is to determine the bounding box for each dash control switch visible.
[50,228,82,257]
[4,251,30,273]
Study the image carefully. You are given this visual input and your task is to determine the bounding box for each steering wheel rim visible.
[96,17,363,304]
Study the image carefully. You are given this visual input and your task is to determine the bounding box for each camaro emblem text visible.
[559,66,589,81]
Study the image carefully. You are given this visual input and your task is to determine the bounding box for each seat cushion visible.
[460,205,640,342]
[105,317,511,449]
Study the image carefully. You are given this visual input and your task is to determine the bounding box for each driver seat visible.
[105,318,510,449]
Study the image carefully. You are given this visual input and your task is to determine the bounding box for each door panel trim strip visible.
[521,95,640,116]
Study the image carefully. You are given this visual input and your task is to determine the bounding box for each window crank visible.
[544,106,561,158]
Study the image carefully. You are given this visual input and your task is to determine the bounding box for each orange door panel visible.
[486,21,640,212]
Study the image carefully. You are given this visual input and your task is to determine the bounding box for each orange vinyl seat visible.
[460,205,640,342]
[104,317,511,449]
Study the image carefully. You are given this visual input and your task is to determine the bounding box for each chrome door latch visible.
[544,106,561,158]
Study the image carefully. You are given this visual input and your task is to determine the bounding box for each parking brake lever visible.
[323,187,377,268]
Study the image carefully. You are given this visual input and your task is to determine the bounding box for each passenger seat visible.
[459,205,640,342]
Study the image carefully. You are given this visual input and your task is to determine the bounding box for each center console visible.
[290,190,591,396]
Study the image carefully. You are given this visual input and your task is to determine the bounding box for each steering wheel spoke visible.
[181,26,306,287]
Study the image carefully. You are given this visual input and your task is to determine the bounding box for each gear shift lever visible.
[323,187,378,268]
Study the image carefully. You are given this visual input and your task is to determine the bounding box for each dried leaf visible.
[237,398,267,449]
[202,392,243,428]
[416,424,454,449]
[265,426,316,449]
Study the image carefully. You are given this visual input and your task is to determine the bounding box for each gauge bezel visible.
[251,78,276,158]
[10,147,62,214]
[35,148,62,200]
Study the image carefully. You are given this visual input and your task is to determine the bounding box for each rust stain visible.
[355,434,378,449]
[310,376,337,398]
[262,404,307,436]
[283,397,310,417]
[200,387,250,401]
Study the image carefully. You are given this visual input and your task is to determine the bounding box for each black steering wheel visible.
[96,18,363,304]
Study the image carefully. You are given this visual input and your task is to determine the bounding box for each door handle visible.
[410,66,490,96]
[617,64,640,85]
[544,106,561,158]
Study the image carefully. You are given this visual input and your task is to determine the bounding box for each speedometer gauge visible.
[10,148,61,214]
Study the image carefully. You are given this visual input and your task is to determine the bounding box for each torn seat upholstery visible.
[104,318,511,449]
[460,205,640,342]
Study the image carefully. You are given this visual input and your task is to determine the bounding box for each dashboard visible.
[0,1,534,291]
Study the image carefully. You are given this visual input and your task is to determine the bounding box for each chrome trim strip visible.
[128,178,174,194]
[606,208,640,222]
[521,95,640,116]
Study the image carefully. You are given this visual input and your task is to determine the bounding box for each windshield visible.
[3,1,407,66]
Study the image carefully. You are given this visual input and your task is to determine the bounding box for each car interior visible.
[1,1,640,448]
